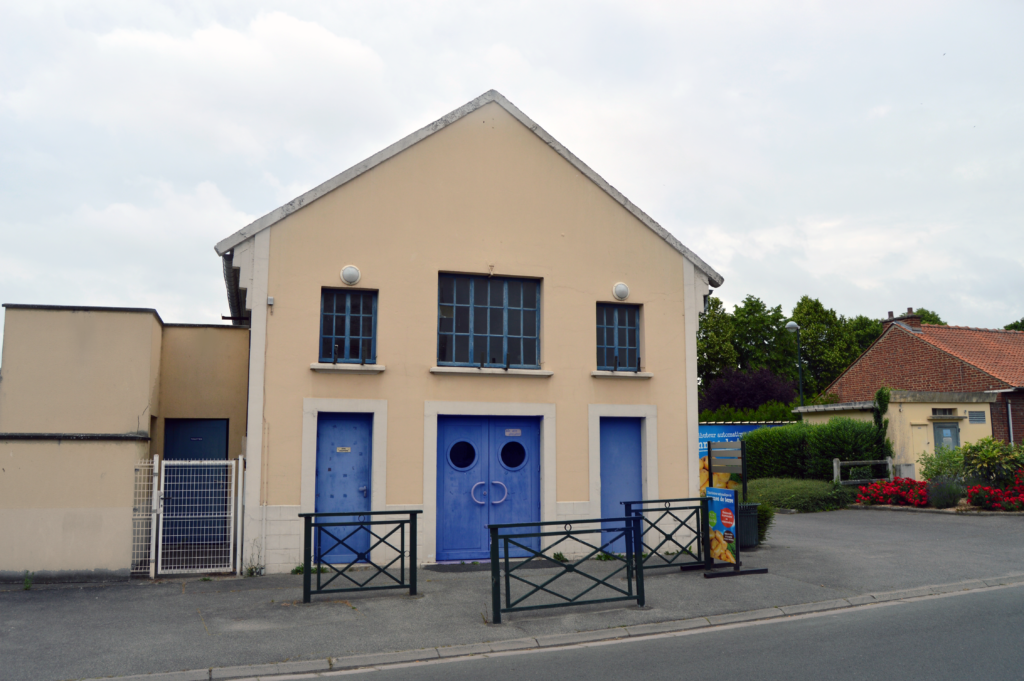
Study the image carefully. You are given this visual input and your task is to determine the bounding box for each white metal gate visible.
[156,458,241,575]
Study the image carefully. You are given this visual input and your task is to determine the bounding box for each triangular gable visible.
[213,90,723,288]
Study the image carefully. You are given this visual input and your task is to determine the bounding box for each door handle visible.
[358,485,368,498]
[470,481,486,505]
[491,481,508,504]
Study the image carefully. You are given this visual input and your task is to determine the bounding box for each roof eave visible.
[213,90,724,288]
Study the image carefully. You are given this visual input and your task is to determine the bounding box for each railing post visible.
[887,457,894,480]
[833,458,841,484]
[302,515,312,603]
[632,515,645,607]
[489,525,501,624]
[701,497,713,570]
[409,511,418,596]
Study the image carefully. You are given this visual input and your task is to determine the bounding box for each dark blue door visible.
[436,416,540,561]
[315,413,372,563]
[600,417,643,553]
[162,419,230,551]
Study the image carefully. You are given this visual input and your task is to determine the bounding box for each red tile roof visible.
[917,324,1024,387]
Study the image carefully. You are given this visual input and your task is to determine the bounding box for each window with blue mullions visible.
[320,289,377,363]
[437,275,540,368]
[596,304,639,370]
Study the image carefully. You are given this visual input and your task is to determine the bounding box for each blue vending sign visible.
[705,487,738,565]
[699,422,788,495]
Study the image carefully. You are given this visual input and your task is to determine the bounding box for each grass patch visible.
[290,563,328,574]
[747,478,856,513]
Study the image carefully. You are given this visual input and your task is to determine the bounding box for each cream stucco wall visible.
[0,308,162,435]
[240,101,709,567]
[0,439,147,579]
[154,325,250,460]
[802,400,994,479]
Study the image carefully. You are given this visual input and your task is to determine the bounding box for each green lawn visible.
[747,478,857,513]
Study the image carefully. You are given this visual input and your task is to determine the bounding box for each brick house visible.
[795,309,1024,478]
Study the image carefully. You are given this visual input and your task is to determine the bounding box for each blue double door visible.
[315,413,373,563]
[437,416,541,561]
[600,417,643,553]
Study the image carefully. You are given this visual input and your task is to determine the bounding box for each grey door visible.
[933,422,960,450]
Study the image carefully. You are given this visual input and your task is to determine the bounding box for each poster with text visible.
[706,487,737,564]
[699,423,786,495]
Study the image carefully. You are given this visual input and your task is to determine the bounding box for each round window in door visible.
[448,441,477,470]
[499,441,528,470]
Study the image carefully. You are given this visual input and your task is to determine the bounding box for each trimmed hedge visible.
[747,478,856,513]
[743,417,882,482]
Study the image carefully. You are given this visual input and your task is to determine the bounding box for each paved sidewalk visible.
[3,510,1022,681]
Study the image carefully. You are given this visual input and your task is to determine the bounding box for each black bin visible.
[737,503,760,549]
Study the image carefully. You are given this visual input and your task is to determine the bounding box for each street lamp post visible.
[786,321,804,406]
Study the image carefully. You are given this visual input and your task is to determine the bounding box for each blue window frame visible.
[596,303,639,371]
[437,274,540,368]
[319,289,377,363]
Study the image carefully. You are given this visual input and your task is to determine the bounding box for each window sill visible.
[430,366,553,377]
[310,363,386,374]
[591,371,653,379]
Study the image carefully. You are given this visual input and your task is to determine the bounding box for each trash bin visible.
[737,503,760,549]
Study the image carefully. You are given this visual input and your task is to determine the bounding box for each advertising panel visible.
[705,486,737,565]
[699,422,788,495]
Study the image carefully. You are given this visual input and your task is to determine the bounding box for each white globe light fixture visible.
[612,282,630,301]
[340,265,361,286]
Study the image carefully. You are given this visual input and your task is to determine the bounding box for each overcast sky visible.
[2,1,1022,359]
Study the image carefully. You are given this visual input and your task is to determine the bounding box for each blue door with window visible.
[315,413,372,563]
[600,418,643,553]
[436,416,540,561]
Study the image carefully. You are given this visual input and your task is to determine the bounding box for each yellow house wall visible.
[154,325,250,460]
[257,102,697,510]
[802,401,994,480]
[0,308,162,435]
[0,439,147,579]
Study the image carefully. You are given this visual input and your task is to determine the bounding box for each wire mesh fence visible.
[131,460,156,575]
[158,460,237,574]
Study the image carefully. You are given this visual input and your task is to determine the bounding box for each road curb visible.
[847,504,1024,516]
[81,574,1024,681]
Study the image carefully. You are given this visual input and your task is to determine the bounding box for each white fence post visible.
[833,458,841,484]
[149,454,160,579]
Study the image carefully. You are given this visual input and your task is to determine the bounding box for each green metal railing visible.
[299,511,420,603]
[488,516,645,624]
[622,497,712,572]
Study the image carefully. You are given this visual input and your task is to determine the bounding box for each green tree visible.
[847,314,884,355]
[914,308,947,325]
[789,296,860,396]
[731,295,794,379]
[1005,318,1024,331]
[697,295,738,395]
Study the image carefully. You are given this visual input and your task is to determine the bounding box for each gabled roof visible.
[916,324,1024,387]
[213,90,723,287]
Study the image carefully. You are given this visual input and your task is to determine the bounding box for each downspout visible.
[1009,398,1015,444]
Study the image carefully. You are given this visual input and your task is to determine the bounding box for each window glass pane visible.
[455,335,469,363]
[474,306,488,333]
[350,295,361,315]
[508,339,522,365]
[596,306,605,326]
[456,277,470,304]
[626,348,636,369]
[489,337,503,364]
[439,335,452,362]
[596,326,604,346]
[618,309,628,327]
[509,310,521,336]
[473,335,487,362]
[522,338,537,366]
[522,281,537,308]
[440,316,453,333]
[523,309,536,336]
[362,339,373,362]
[439,304,454,319]
[628,308,637,326]
[455,307,470,333]
[322,338,334,359]
[333,316,345,338]
[362,317,373,337]
[509,281,521,308]
[597,347,605,368]
[489,279,503,306]
[349,338,360,359]
[322,314,332,335]
[489,308,504,335]
[471,277,487,304]
[606,327,616,347]
[627,327,636,347]
[439,276,454,304]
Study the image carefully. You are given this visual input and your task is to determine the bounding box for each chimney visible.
[883,308,922,332]
[907,307,913,314]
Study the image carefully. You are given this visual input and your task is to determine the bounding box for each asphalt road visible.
[356,586,1024,681]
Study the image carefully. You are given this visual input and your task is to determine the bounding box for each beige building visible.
[796,390,996,479]
[0,90,722,579]
[0,305,248,581]
[214,90,722,572]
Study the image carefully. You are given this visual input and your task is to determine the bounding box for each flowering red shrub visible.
[966,470,1024,511]
[857,478,929,507]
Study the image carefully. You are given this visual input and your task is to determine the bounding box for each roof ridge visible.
[212,89,723,287]
[925,324,1024,334]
